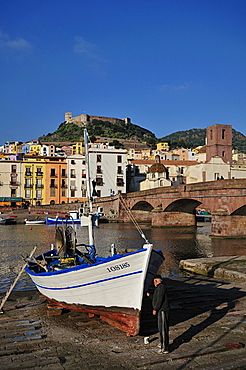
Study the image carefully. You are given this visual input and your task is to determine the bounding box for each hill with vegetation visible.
[39,119,156,146]
[39,120,246,153]
[161,128,246,153]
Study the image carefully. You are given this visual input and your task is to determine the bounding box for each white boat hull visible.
[26,245,159,335]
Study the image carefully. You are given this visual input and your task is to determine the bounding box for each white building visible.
[88,147,127,197]
[184,156,231,183]
[66,154,87,203]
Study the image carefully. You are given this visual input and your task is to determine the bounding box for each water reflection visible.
[0,222,246,293]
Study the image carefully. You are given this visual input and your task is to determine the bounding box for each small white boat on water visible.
[46,209,101,226]
[25,130,164,335]
[25,219,46,225]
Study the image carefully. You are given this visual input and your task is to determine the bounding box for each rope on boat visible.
[118,193,149,244]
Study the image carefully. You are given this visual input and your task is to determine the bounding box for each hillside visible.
[39,119,156,145]
[39,120,246,153]
[161,128,246,153]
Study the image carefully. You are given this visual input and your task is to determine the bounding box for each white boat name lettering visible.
[107,262,130,272]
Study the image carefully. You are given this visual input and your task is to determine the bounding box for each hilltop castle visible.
[65,112,131,127]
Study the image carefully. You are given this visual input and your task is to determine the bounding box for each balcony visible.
[35,184,44,189]
[36,171,43,176]
[61,184,68,188]
[50,174,57,178]
[50,184,58,188]
[24,184,33,189]
[25,171,32,176]
[10,181,20,187]
[61,173,67,178]
[71,174,76,178]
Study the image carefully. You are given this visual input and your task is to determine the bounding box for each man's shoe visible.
[163,350,169,354]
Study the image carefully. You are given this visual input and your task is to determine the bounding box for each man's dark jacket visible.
[152,282,170,312]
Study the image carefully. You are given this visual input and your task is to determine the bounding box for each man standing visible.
[147,275,170,354]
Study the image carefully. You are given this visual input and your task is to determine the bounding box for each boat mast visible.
[84,129,96,261]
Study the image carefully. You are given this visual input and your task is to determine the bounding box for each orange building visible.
[44,157,68,205]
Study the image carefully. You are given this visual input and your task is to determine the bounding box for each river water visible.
[1,222,246,293]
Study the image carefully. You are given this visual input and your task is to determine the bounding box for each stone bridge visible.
[95,179,246,237]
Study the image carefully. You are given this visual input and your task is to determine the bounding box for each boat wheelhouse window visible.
[117,166,122,174]
[97,154,102,162]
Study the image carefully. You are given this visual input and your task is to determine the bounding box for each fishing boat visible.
[25,219,46,225]
[0,216,17,225]
[25,130,164,335]
[46,209,101,226]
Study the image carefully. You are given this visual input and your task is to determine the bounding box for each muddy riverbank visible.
[1,275,246,369]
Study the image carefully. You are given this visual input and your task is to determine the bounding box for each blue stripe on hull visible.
[34,270,143,291]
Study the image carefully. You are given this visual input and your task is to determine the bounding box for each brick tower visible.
[206,124,232,165]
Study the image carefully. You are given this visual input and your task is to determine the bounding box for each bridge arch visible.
[164,198,202,214]
[231,205,246,216]
[131,201,154,211]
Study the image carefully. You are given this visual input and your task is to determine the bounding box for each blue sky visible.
[0,0,245,144]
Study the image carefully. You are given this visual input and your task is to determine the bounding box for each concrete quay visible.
[179,256,246,282]
[0,274,245,369]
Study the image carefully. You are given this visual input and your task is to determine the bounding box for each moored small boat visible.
[25,219,46,225]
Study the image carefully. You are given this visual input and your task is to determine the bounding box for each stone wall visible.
[211,214,246,237]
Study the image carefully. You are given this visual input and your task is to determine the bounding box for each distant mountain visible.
[161,128,246,153]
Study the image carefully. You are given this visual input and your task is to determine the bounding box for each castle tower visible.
[206,124,232,165]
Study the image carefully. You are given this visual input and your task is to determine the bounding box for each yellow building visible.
[22,156,46,206]
[30,144,42,155]
[157,142,169,151]
[72,142,83,155]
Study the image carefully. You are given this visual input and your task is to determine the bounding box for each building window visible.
[96,177,103,186]
[61,179,66,188]
[222,129,225,139]
[71,169,76,178]
[25,189,30,198]
[36,189,42,198]
[36,167,42,175]
[210,130,213,140]
[116,177,124,186]
[25,178,32,188]
[70,189,75,197]
[50,188,56,197]
[50,179,55,188]
[11,188,16,197]
[61,168,66,177]
[97,154,102,162]
[97,190,101,197]
[36,178,42,188]
[71,160,75,165]
[215,173,219,180]
[25,167,31,176]
[62,188,66,197]
[117,155,122,163]
[222,151,225,157]
[97,165,102,174]
[117,166,122,174]
[50,168,56,177]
